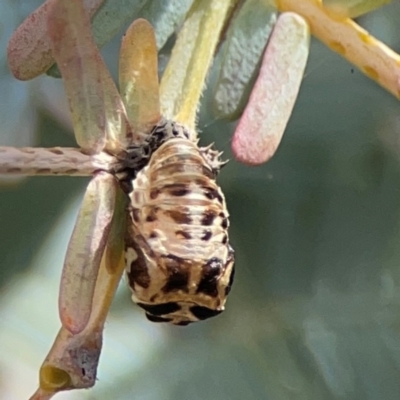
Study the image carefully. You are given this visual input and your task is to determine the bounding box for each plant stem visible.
[0,147,117,176]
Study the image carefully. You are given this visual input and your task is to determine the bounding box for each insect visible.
[125,120,235,325]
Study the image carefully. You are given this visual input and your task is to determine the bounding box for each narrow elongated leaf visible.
[119,19,160,140]
[323,0,392,18]
[160,0,235,132]
[232,12,310,165]
[58,172,117,335]
[7,0,104,81]
[48,0,149,78]
[277,0,400,99]
[47,0,128,153]
[138,0,194,49]
[213,0,277,120]
[93,183,128,316]
[30,186,128,399]
[91,0,149,48]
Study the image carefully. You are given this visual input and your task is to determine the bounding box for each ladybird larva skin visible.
[125,136,235,325]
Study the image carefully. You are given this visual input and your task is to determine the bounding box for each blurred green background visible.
[1,1,400,399]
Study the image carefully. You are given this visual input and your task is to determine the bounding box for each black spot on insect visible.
[164,253,186,264]
[203,187,220,201]
[166,209,192,224]
[150,189,160,199]
[221,218,228,229]
[176,230,192,240]
[196,257,222,297]
[146,209,157,222]
[162,254,190,293]
[222,235,228,244]
[132,208,140,223]
[129,260,150,288]
[225,263,235,295]
[127,242,151,289]
[167,184,190,197]
[145,314,173,323]
[138,302,181,316]
[201,210,216,226]
[201,230,212,241]
[175,320,192,326]
[163,270,189,293]
[190,306,222,320]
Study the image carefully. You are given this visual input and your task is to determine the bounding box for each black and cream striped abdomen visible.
[125,137,235,325]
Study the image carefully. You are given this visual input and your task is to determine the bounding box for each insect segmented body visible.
[125,120,235,326]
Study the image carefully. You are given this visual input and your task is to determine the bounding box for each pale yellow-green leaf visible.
[58,172,117,335]
[323,0,392,18]
[93,184,128,322]
[160,0,236,132]
[276,0,400,98]
[119,19,160,140]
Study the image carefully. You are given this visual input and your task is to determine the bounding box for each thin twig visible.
[0,147,117,176]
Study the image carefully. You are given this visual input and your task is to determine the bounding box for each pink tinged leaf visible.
[47,0,128,154]
[44,0,151,79]
[59,172,117,335]
[119,19,161,142]
[232,12,310,166]
[30,187,128,399]
[7,0,104,81]
[213,0,277,120]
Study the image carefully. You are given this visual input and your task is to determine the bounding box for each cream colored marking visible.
[125,247,138,273]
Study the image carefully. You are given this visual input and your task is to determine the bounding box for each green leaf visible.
[213,0,277,120]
